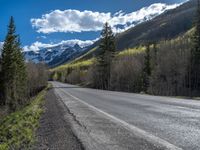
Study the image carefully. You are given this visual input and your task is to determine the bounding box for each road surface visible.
[51,81,200,150]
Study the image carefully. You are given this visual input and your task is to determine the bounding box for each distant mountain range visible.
[0,41,89,67]
[24,43,89,67]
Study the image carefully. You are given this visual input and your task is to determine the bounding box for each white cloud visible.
[23,41,54,52]
[31,3,180,34]
[31,10,111,33]
[23,39,97,52]
[36,35,47,39]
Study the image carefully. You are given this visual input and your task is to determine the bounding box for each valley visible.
[1,0,200,149]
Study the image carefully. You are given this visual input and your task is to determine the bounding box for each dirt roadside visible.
[33,88,84,150]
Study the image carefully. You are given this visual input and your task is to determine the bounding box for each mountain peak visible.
[73,43,81,50]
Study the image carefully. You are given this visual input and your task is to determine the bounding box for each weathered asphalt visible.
[51,81,200,150]
[34,88,84,150]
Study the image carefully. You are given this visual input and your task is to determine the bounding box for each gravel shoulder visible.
[34,88,84,150]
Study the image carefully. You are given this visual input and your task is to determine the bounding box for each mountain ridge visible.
[69,0,196,63]
[24,43,89,67]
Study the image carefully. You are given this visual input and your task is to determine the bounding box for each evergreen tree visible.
[152,43,158,68]
[97,22,116,89]
[0,57,4,105]
[1,16,27,111]
[190,0,200,96]
[143,43,151,92]
[15,38,28,105]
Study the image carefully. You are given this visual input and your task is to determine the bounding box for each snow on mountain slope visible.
[24,43,87,66]
[0,42,3,56]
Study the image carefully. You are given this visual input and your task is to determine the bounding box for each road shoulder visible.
[34,88,84,150]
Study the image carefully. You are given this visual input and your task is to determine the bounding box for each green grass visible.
[0,88,48,150]
[51,58,94,72]
[118,46,145,57]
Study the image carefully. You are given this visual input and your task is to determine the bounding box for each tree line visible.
[51,1,200,97]
[0,17,48,112]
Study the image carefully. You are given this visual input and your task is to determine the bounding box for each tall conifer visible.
[0,57,4,105]
[143,44,151,92]
[1,16,27,111]
[190,0,200,96]
[97,22,116,89]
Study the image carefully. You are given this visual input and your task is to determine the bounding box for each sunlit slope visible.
[65,0,195,64]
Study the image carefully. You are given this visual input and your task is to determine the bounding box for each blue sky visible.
[0,0,187,50]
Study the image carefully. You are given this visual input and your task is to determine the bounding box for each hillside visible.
[115,0,195,50]
[51,28,192,73]
[71,0,196,62]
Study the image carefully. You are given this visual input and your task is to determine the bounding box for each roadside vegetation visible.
[0,88,47,150]
[50,1,200,97]
[0,17,48,149]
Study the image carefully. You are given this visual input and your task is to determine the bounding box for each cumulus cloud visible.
[31,3,180,34]
[23,39,97,52]
[31,10,110,33]
[23,41,54,52]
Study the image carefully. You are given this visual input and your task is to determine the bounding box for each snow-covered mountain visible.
[0,42,3,56]
[0,41,89,67]
[24,43,88,67]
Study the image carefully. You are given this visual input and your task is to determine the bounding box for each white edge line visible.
[57,86,182,150]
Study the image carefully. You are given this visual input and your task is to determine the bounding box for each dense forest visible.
[50,1,200,97]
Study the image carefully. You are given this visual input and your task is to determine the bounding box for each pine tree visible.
[15,38,28,105]
[190,0,200,96]
[143,43,151,92]
[152,43,158,68]
[1,16,27,111]
[0,57,4,105]
[97,22,116,89]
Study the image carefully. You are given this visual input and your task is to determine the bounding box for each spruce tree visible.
[15,38,28,105]
[152,43,158,68]
[0,57,4,105]
[143,43,151,92]
[1,16,27,111]
[190,0,200,96]
[97,22,116,89]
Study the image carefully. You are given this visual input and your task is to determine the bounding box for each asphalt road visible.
[52,81,200,150]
